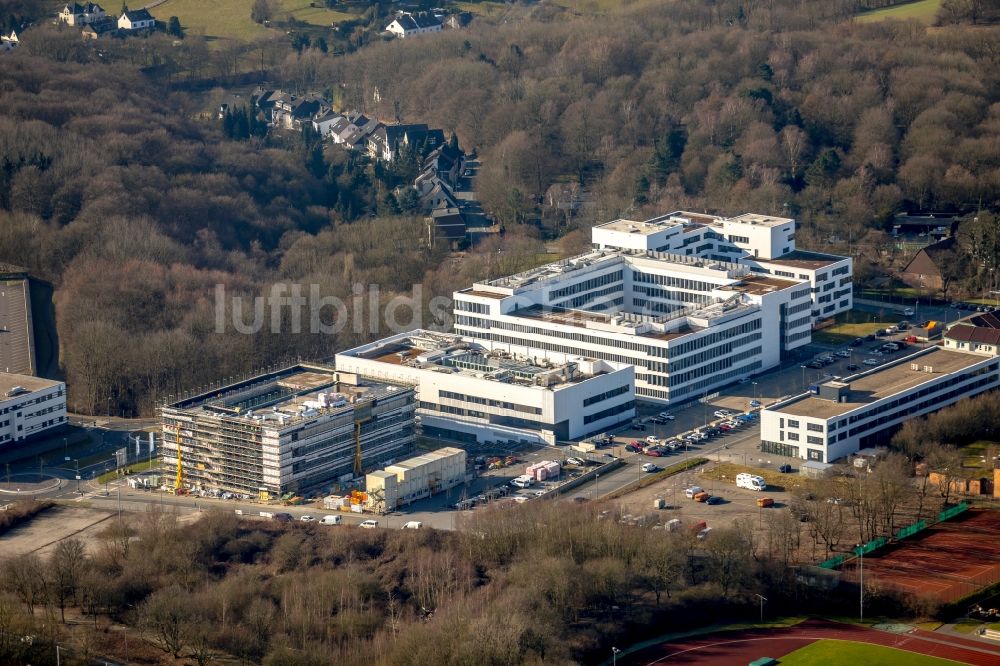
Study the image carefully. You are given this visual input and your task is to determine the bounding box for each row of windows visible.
[791,287,811,300]
[1,389,65,414]
[784,300,811,316]
[583,384,630,407]
[670,319,762,357]
[668,347,761,387]
[832,265,850,276]
[439,390,542,415]
[728,234,750,244]
[583,400,635,425]
[670,360,763,398]
[785,330,811,344]
[774,270,796,278]
[633,284,714,305]
[485,318,654,353]
[456,314,490,329]
[558,284,622,310]
[632,298,685,315]
[456,330,642,368]
[834,288,851,300]
[669,332,762,371]
[455,299,488,314]
[550,269,623,300]
[633,270,718,293]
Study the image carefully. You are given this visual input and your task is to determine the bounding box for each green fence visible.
[895,519,927,541]
[938,501,969,522]
[817,501,970,569]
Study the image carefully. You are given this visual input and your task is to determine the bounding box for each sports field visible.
[779,639,963,665]
[625,618,1000,665]
[855,0,942,24]
[840,510,1000,603]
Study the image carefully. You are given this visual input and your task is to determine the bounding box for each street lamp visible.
[755,593,768,623]
[858,544,864,623]
[612,647,621,666]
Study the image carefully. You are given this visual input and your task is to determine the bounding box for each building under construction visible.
[160,364,416,498]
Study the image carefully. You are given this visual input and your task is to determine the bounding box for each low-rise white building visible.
[944,312,1000,357]
[0,374,67,446]
[760,346,1000,462]
[385,12,442,38]
[365,446,466,512]
[336,330,635,445]
[58,2,106,26]
[118,8,155,31]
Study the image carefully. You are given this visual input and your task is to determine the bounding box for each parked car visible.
[641,462,659,473]
[625,443,642,453]
[863,358,880,366]
[756,497,775,508]
[273,513,294,523]
[836,350,851,358]
[778,463,792,473]
[713,409,732,418]
[693,491,710,502]
[706,495,724,505]
[645,435,661,444]
[846,364,860,371]
[850,337,865,347]
[903,307,915,316]
[299,515,316,522]
[359,519,379,529]
[644,448,663,457]
[632,422,647,431]
[684,486,704,498]
[648,417,667,425]
[806,361,824,369]
[722,420,741,429]
[717,423,733,432]
[320,515,342,525]
[566,457,585,466]
[402,521,423,529]
[749,399,762,408]
[657,412,676,421]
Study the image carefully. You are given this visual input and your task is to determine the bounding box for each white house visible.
[337,330,636,446]
[58,2,106,26]
[386,12,442,38]
[0,30,17,52]
[0,374,68,447]
[118,8,155,31]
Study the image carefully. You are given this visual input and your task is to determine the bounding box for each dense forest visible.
[0,0,998,415]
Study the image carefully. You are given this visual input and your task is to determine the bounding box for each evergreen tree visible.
[167,16,183,38]
[307,144,326,180]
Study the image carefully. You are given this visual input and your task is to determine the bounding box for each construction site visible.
[160,364,416,499]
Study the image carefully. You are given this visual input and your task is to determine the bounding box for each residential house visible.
[0,30,17,52]
[81,18,117,39]
[426,207,467,249]
[58,2,106,25]
[312,110,344,137]
[118,8,155,31]
[367,123,445,162]
[444,12,473,29]
[422,144,463,189]
[385,12,442,38]
[945,312,1000,357]
[417,180,459,214]
[545,182,583,214]
[899,237,960,294]
[271,93,329,130]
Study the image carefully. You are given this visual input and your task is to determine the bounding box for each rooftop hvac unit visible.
[910,363,920,370]
[923,366,934,373]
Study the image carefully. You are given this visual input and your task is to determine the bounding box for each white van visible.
[511,475,534,489]
[684,486,704,499]
[736,473,767,491]
[402,521,423,529]
[359,519,379,529]
[319,515,342,525]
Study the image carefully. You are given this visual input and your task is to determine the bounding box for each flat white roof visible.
[725,213,795,228]
[771,348,990,420]
[0,373,62,397]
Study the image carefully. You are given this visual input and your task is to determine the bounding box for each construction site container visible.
[323,495,345,510]
[653,498,665,509]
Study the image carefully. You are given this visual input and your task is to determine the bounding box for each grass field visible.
[700,461,812,493]
[778,639,964,665]
[856,0,942,24]
[159,0,354,41]
[959,440,1000,470]
[813,310,895,345]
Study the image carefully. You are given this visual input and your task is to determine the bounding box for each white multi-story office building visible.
[453,246,813,404]
[336,330,635,445]
[0,373,67,446]
[592,211,853,322]
[760,346,1000,463]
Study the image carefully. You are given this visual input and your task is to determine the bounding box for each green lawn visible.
[813,310,895,344]
[856,0,942,24]
[779,639,964,665]
[159,0,354,41]
[96,458,161,484]
[959,440,999,470]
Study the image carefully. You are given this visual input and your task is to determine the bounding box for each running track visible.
[624,619,1000,665]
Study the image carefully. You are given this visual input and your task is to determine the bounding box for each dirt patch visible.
[0,504,115,558]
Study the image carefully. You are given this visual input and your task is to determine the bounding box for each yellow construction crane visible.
[174,436,183,490]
